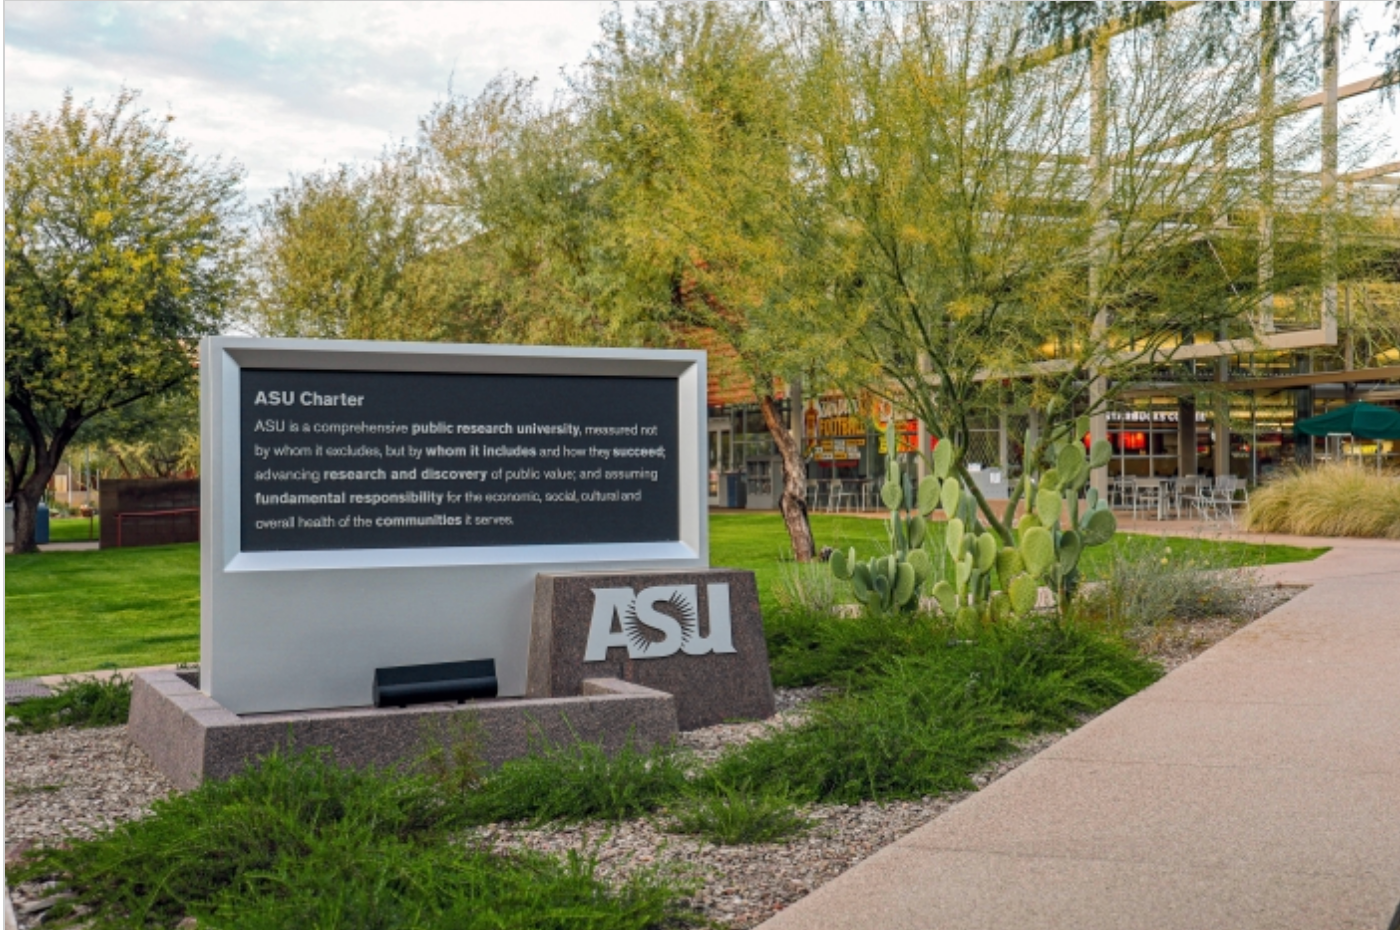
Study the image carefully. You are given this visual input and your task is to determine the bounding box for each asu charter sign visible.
[529,570,773,730]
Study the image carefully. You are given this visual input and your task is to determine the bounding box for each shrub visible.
[6,675,132,734]
[1246,462,1400,539]
[11,747,697,930]
[1074,536,1263,629]
[463,733,690,825]
[665,779,810,845]
[713,619,1159,804]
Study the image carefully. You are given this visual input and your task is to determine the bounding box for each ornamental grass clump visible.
[1245,463,1400,539]
[1074,537,1263,630]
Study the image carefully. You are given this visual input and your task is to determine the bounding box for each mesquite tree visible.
[5,91,241,551]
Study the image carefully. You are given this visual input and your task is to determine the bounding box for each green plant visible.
[831,415,1117,625]
[775,556,843,614]
[829,423,938,615]
[463,731,690,825]
[711,618,1159,804]
[666,780,810,845]
[10,746,697,929]
[1012,415,1119,616]
[6,675,132,733]
[1075,536,1265,629]
[1245,462,1400,539]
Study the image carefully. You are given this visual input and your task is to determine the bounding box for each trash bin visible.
[724,472,747,509]
[5,502,51,545]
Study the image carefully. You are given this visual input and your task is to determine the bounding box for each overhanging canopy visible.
[1295,402,1400,440]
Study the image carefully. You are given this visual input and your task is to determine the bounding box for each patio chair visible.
[827,479,858,513]
[1176,476,1208,519]
[1131,478,1164,520]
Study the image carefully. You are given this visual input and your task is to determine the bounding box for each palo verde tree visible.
[419,74,635,348]
[578,3,842,560]
[247,149,474,342]
[5,90,241,552]
[786,2,1325,545]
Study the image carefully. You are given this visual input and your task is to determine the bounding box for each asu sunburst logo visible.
[585,584,736,660]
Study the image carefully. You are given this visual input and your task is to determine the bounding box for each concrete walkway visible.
[760,538,1400,930]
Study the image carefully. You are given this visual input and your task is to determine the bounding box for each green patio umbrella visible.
[1295,402,1400,440]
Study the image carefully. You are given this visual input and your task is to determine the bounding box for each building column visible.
[1213,395,1232,479]
[1177,398,1198,477]
[1087,33,1111,501]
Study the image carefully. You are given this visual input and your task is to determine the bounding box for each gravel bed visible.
[4,726,173,851]
[474,726,1070,929]
[2,586,1301,927]
[1128,584,1302,673]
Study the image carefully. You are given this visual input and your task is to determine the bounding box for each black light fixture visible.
[372,658,497,709]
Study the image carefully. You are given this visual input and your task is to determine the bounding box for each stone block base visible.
[129,670,677,791]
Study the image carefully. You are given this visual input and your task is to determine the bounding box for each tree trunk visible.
[9,477,48,554]
[7,407,77,553]
[759,393,815,562]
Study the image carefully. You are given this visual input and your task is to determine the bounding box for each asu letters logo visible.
[584,584,737,661]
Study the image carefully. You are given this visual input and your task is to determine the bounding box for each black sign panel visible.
[240,369,680,551]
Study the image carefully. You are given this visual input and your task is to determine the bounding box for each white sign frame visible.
[201,337,708,714]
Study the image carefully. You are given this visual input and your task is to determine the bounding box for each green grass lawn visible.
[6,543,198,677]
[5,514,1326,678]
[46,516,101,543]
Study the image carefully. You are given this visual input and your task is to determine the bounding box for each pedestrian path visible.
[759,538,1400,930]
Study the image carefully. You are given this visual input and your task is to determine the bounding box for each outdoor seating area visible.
[1110,475,1251,523]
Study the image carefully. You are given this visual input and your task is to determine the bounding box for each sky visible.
[3,1,1395,211]
[3,1,612,206]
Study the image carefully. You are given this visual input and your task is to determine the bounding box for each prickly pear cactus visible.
[829,422,937,615]
[1012,415,1119,615]
[828,408,1119,623]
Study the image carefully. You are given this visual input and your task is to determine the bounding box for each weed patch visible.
[6,676,132,734]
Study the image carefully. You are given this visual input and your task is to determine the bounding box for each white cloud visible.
[4,0,611,205]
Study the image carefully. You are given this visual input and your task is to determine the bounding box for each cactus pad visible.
[880,480,903,511]
[1080,507,1116,546]
[908,514,927,549]
[907,548,932,584]
[996,546,1024,581]
[932,580,957,616]
[893,561,916,607]
[1035,487,1063,527]
[1089,438,1113,469]
[1058,529,1083,574]
[975,532,997,571]
[1020,526,1055,576]
[917,475,941,515]
[1009,573,1039,615]
[940,477,961,516]
[933,440,954,479]
[946,517,965,558]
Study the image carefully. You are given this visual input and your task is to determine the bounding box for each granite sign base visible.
[129,669,677,791]
[528,569,775,730]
